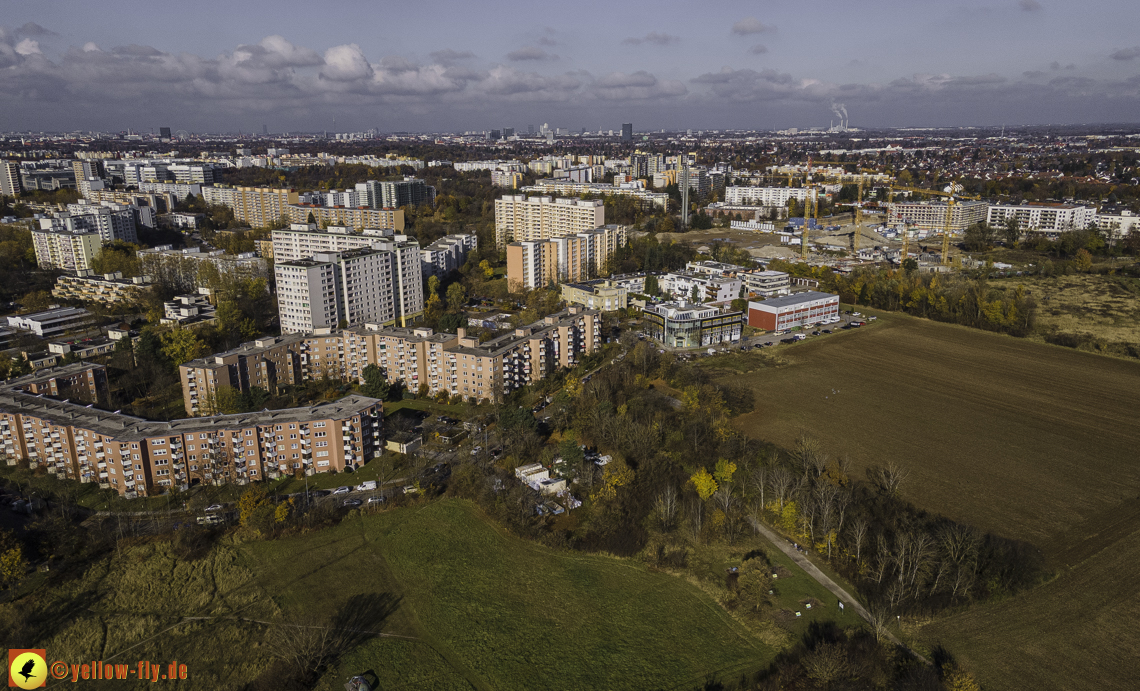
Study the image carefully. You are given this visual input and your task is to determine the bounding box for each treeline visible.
[605,235,697,275]
[769,261,1039,337]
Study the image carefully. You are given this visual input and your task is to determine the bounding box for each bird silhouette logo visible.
[7,649,47,689]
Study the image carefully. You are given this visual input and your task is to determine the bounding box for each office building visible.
[986,203,1095,234]
[0,386,382,496]
[31,228,102,271]
[7,307,95,339]
[621,123,632,142]
[506,225,627,291]
[739,270,791,297]
[561,279,628,311]
[887,200,988,233]
[275,243,424,334]
[747,291,840,331]
[201,186,299,228]
[0,160,21,195]
[642,302,743,348]
[159,127,172,139]
[494,195,605,248]
[421,233,478,278]
[52,271,153,306]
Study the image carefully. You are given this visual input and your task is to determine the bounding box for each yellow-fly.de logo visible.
[8,650,46,689]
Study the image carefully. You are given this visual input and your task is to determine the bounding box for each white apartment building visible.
[740,270,791,297]
[724,186,812,206]
[421,233,479,278]
[686,260,747,277]
[494,195,605,247]
[520,179,669,210]
[659,272,742,304]
[138,182,203,201]
[40,201,138,243]
[7,307,94,339]
[271,224,398,262]
[986,203,1095,233]
[275,243,424,333]
[887,200,988,233]
[0,160,20,196]
[1094,210,1140,240]
[31,229,103,271]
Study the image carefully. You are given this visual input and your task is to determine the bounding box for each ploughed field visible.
[713,310,1140,690]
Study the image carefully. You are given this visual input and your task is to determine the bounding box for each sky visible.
[3,0,1140,134]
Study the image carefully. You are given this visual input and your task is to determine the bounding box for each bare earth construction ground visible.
[714,312,1140,690]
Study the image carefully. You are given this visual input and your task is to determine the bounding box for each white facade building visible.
[986,203,1095,234]
[40,201,138,243]
[1095,210,1140,240]
[271,224,396,263]
[659,272,742,304]
[724,186,812,206]
[421,233,478,278]
[494,195,605,247]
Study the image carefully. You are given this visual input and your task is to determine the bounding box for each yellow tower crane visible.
[888,185,981,266]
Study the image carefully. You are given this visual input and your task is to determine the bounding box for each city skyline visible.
[3,0,1140,132]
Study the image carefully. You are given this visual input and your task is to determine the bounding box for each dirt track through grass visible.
[721,311,1140,561]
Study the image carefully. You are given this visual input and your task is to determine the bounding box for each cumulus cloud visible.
[1111,46,1140,61]
[14,39,41,56]
[750,44,768,55]
[592,70,686,100]
[622,32,680,46]
[731,17,773,36]
[321,43,373,81]
[1018,0,1042,10]
[430,49,474,64]
[537,36,560,47]
[507,46,557,61]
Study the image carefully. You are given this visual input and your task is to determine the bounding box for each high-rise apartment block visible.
[724,186,813,206]
[491,170,523,188]
[39,201,138,244]
[286,204,404,231]
[271,223,397,263]
[178,308,601,413]
[421,233,479,278]
[506,225,627,291]
[494,195,605,248]
[353,178,436,208]
[986,203,1095,233]
[202,186,299,227]
[0,160,21,195]
[31,228,103,271]
[275,242,424,334]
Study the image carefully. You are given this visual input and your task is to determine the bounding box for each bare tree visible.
[713,484,738,543]
[653,485,678,532]
[794,433,829,479]
[868,461,910,498]
[848,518,869,566]
[767,466,796,511]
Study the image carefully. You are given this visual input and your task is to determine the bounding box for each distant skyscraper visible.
[503,127,514,138]
[262,124,268,135]
[490,129,501,141]
[159,127,171,139]
[621,123,632,142]
[528,124,535,135]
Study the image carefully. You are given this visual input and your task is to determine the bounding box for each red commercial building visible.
[748,291,840,331]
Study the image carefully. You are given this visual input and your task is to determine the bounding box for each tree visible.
[479,259,494,279]
[361,364,390,399]
[427,274,440,297]
[0,529,26,596]
[1001,216,1021,244]
[238,484,271,527]
[1074,248,1093,272]
[902,257,918,272]
[160,328,208,366]
[446,282,468,312]
[644,274,659,296]
[962,222,995,252]
[689,285,701,304]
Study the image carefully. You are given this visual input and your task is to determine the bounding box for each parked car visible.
[332,486,351,495]
[342,499,363,508]
[205,504,223,512]
[471,445,483,456]
[402,485,418,494]
[366,496,385,505]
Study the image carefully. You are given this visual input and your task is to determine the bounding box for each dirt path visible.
[748,517,928,663]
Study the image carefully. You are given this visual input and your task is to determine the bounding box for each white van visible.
[356,480,377,492]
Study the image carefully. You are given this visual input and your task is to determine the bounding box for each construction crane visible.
[887,185,981,266]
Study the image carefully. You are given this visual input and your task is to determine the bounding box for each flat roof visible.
[750,291,838,308]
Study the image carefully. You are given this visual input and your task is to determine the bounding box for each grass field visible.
[8,500,851,690]
[717,310,1140,556]
[706,309,1140,690]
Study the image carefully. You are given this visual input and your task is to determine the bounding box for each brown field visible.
[709,311,1140,689]
[720,311,1140,554]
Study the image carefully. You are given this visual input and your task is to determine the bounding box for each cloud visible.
[111,44,164,57]
[430,49,474,64]
[591,70,686,100]
[321,43,373,81]
[16,22,57,37]
[537,36,559,47]
[507,46,557,61]
[749,44,768,55]
[622,32,680,46]
[732,17,773,36]
[1111,46,1140,61]
[1018,0,1042,10]
[14,39,41,56]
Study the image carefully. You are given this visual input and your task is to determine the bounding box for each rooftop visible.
[751,291,838,308]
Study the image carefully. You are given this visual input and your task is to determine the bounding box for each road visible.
[747,516,929,664]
